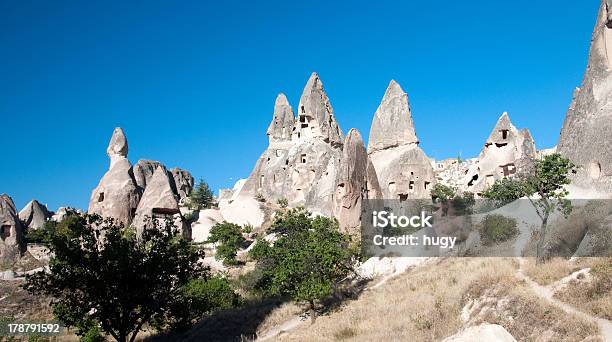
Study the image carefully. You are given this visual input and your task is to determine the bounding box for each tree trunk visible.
[309,301,317,324]
[536,215,549,264]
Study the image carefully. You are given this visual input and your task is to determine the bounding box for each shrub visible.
[255,192,266,202]
[277,198,288,208]
[207,222,245,265]
[480,214,519,244]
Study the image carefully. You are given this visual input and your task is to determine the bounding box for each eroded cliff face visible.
[464,112,536,194]
[237,73,344,216]
[559,0,612,189]
[333,129,382,238]
[368,81,436,200]
[0,194,25,263]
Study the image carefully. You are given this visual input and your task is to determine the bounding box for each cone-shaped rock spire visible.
[368,80,418,154]
[294,72,344,146]
[0,194,25,263]
[267,93,295,144]
[558,0,612,188]
[334,129,382,236]
[18,200,52,230]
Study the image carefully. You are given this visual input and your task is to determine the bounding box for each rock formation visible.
[88,128,142,225]
[237,73,344,216]
[464,112,536,194]
[333,129,382,237]
[368,80,436,199]
[88,128,193,228]
[133,160,193,204]
[170,167,194,204]
[293,72,344,147]
[558,0,612,190]
[18,200,52,230]
[133,166,185,236]
[0,194,25,263]
[51,207,81,222]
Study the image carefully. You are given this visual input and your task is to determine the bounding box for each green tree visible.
[207,222,245,265]
[481,153,577,263]
[189,178,214,210]
[153,276,240,331]
[481,177,526,207]
[23,214,226,342]
[430,183,456,202]
[248,208,356,322]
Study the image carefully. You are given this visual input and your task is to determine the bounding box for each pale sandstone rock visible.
[333,129,382,237]
[293,72,344,147]
[133,159,164,190]
[88,128,194,227]
[190,209,225,243]
[368,81,436,199]
[368,80,418,153]
[170,167,194,204]
[18,200,52,230]
[133,160,193,203]
[237,73,344,217]
[0,194,25,263]
[464,112,536,194]
[267,93,294,144]
[443,324,516,342]
[88,128,142,225]
[558,0,612,191]
[133,166,183,236]
[51,207,81,222]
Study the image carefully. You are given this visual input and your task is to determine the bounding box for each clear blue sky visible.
[1,0,600,211]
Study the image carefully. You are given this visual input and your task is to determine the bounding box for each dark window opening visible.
[495,143,508,148]
[500,129,509,139]
[98,192,105,202]
[259,175,265,187]
[399,194,408,202]
[501,164,516,177]
[409,181,415,191]
[301,154,307,163]
[152,207,180,215]
[468,174,478,187]
[301,123,308,128]
[1,225,10,240]
[301,106,305,114]
[424,181,430,190]
[285,159,289,165]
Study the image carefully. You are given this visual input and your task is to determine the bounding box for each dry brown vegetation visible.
[522,257,577,286]
[270,258,599,341]
[555,258,612,320]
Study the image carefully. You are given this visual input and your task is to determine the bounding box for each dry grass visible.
[463,273,599,341]
[555,258,612,320]
[268,258,599,342]
[522,257,576,286]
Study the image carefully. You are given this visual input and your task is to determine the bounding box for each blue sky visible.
[0,0,600,211]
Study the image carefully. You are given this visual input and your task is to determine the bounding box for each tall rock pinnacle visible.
[334,129,382,237]
[558,0,612,188]
[266,93,295,144]
[294,72,344,147]
[368,80,418,154]
[107,127,129,168]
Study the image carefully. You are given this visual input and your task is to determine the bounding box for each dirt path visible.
[517,258,612,341]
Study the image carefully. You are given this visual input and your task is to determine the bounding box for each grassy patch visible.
[555,258,612,320]
[523,257,575,286]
